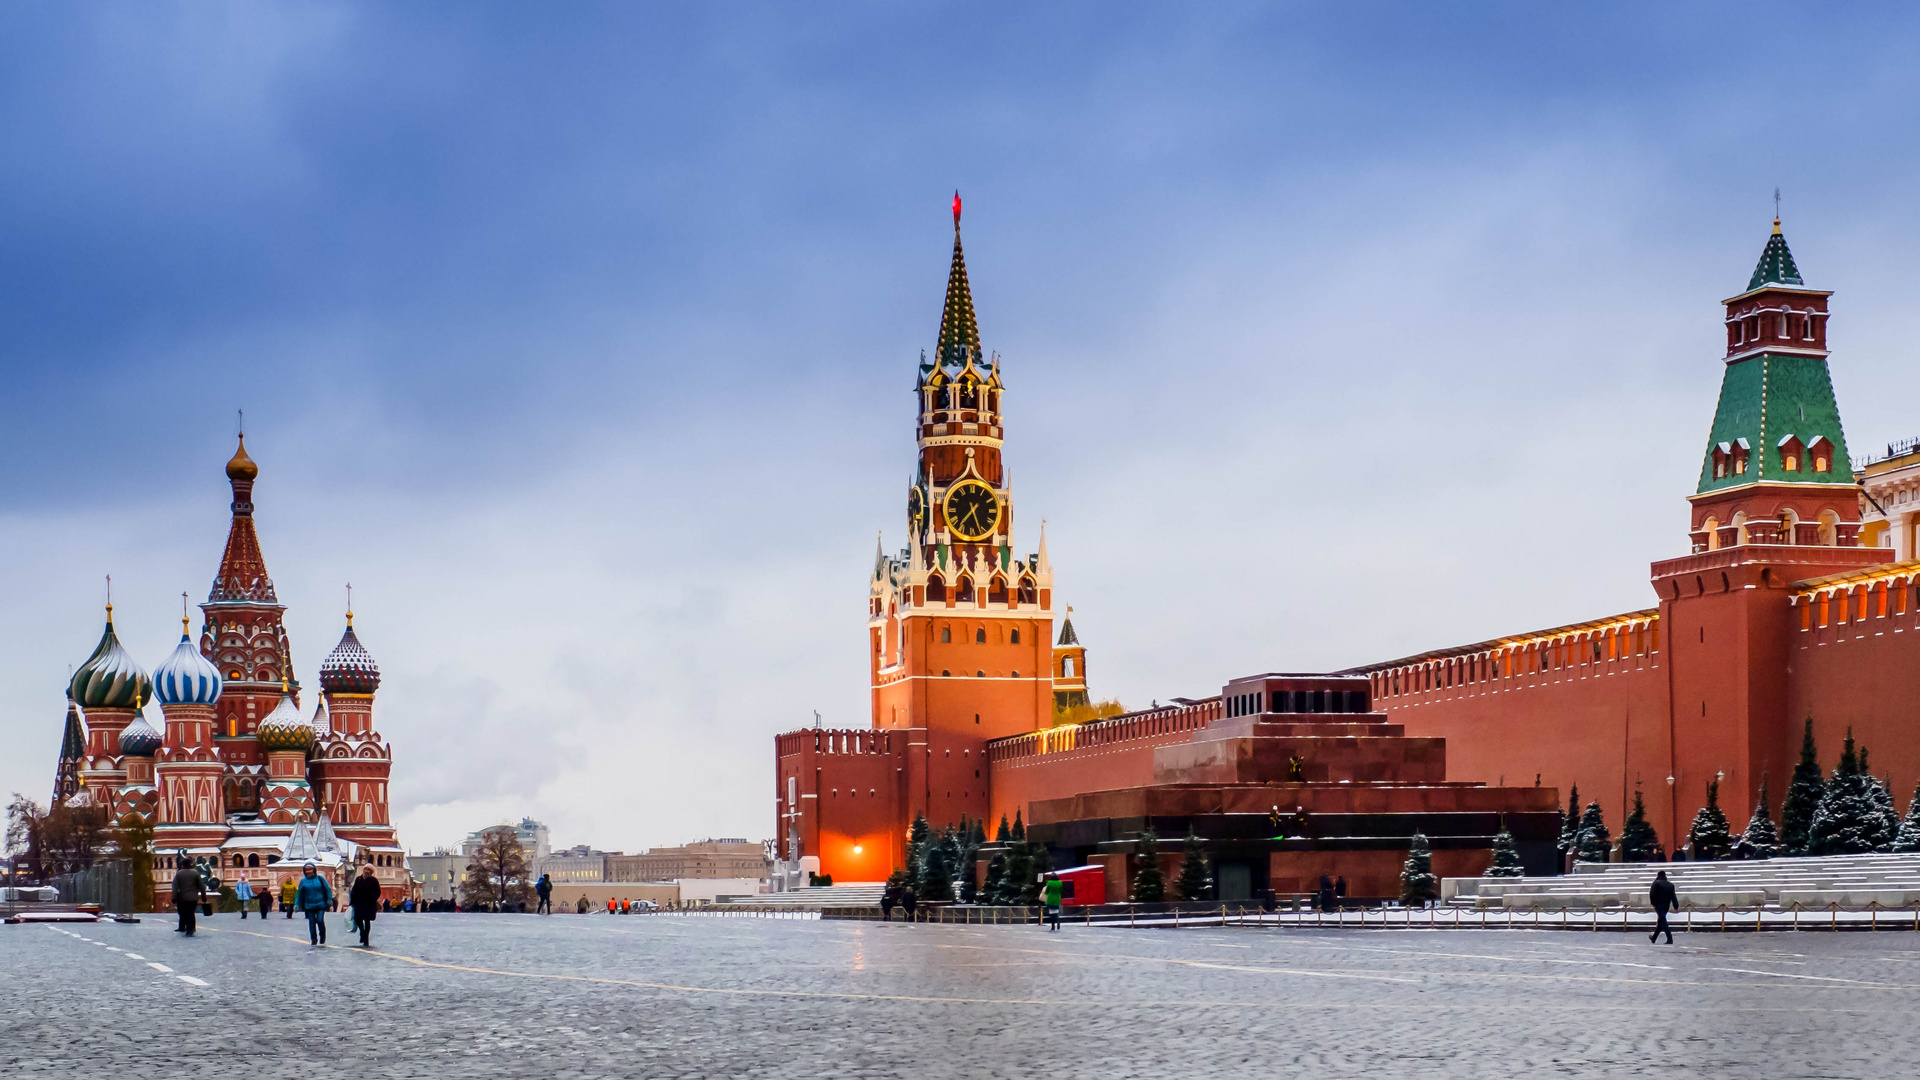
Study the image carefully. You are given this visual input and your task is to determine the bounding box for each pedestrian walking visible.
[281,877,298,918]
[234,877,254,919]
[535,873,553,915]
[901,885,917,923]
[1042,873,1063,931]
[296,863,334,946]
[349,865,381,948]
[171,855,203,936]
[258,885,273,919]
[1649,869,1677,945]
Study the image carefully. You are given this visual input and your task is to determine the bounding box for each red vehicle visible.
[1052,865,1106,908]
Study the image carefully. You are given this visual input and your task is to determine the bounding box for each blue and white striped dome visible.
[152,633,223,706]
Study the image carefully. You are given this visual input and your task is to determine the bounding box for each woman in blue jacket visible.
[296,863,334,945]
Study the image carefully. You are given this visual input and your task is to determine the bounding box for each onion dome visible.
[118,710,163,757]
[257,688,315,753]
[70,608,151,709]
[319,616,381,694]
[226,433,259,482]
[152,628,223,706]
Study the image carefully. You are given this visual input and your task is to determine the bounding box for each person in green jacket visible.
[1042,873,1063,931]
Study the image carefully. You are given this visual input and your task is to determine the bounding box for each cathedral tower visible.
[199,434,296,813]
[311,607,398,850]
[868,195,1064,742]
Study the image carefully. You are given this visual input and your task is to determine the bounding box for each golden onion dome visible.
[226,434,258,482]
[256,688,314,753]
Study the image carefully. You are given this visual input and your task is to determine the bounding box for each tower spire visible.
[936,192,982,367]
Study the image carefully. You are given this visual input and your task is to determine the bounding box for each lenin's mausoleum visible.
[775,205,1919,901]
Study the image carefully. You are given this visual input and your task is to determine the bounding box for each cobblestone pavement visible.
[5,913,1920,1079]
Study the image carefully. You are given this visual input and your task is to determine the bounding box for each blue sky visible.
[7,4,1920,853]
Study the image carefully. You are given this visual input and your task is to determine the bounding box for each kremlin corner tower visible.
[51,437,408,904]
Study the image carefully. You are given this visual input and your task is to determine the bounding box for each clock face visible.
[942,480,1001,541]
[908,486,925,527]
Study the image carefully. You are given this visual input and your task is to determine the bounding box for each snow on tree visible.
[1780,719,1824,856]
[1618,789,1661,862]
[1893,783,1920,854]
[1129,829,1165,903]
[1401,833,1438,906]
[1574,801,1611,864]
[1734,774,1780,859]
[1557,783,1580,859]
[1687,777,1733,861]
[1483,828,1525,877]
[1809,729,1895,855]
[1174,829,1213,901]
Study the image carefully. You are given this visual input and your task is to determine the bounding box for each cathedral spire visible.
[210,433,277,603]
[936,191,982,367]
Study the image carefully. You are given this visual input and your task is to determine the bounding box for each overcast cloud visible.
[6,4,1920,853]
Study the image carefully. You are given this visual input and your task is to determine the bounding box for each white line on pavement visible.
[178,976,209,987]
[123,953,144,960]
[146,962,173,973]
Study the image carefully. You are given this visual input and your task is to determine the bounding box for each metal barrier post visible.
[1831,902,1838,931]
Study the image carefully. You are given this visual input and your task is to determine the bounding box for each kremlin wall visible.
[775,207,1920,899]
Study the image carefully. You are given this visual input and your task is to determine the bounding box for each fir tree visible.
[1687,777,1733,861]
[1864,750,1900,843]
[1020,843,1053,905]
[1557,783,1580,858]
[1780,719,1824,856]
[995,841,1033,905]
[1735,774,1780,859]
[1129,829,1165,903]
[1892,782,1920,854]
[981,851,1007,903]
[905,814,930,891]
[1174,830,1213,901]
[994,814,1010,843]
[1483,828,1525,878]
[919,842,954,902]
[1011,810,1026,841]
[1400,833,1438,906]
[957,823,982,904]
[1810,729,1896,855]
[1574,801,1611,864]
[1618,789,1660,862]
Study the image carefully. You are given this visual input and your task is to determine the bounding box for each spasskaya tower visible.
[868,194,1069,741]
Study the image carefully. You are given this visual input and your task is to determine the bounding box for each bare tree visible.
[6,796,107,880]
[460,826,531,909]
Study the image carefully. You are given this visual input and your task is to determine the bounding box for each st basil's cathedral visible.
[51,437,409,903]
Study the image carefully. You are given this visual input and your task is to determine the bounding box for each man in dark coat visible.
[901,885,918,923]
[171,854,203,936]
[1649,869,1677,944]
[349,865,382,948]
[1317,873,1335,912]
[535,874,553,915]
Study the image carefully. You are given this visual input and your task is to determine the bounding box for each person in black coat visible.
[349,865,383,948]
[1649,869,1677,944]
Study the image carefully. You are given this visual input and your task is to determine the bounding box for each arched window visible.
[1063,657,1076,678]
[926,575,946,602]
[987,577,1007,605]
[1017,577,1037,605]
[956,578,974,603]
[1010,629,1021,645]
[941,626,951,644]
[248,853,259,867]
[1703,516,1720,551]
[975,627,986,644]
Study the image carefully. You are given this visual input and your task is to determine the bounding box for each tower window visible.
[1010,629,1021,644]
[941,627,951,643]
[975,627,986,644]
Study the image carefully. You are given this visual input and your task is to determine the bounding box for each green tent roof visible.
[1747,220,1804,291]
